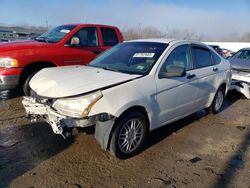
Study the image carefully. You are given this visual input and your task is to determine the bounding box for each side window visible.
[193,47,212,68]
[101,27,119,46]
[211,50,221,65]
[160,44,193,72]
[73,27,98,47]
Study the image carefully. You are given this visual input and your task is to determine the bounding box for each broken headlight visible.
[52,91,103,118]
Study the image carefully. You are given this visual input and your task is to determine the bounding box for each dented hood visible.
[30,65,141,98]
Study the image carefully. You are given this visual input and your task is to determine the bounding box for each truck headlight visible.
[52,91,103,118]
[0,57,18,68]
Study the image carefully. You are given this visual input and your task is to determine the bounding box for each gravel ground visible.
[0,92,250,188]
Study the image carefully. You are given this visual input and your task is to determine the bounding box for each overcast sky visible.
[0,0,250,39]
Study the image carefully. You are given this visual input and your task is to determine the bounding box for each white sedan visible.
[23,39,231,158]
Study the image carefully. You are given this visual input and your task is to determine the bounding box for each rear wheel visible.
[109,111,147,159]
[205,87,224,114]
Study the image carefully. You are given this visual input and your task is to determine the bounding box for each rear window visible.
[193,47,212,68]
[101,28,119,46]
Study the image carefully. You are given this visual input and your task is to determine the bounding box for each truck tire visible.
[23,71,38,96]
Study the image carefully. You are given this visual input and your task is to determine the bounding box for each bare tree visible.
[123,26,204,41]
[122,26,163,40]
[165,29,204,41]
[240,32,250,42]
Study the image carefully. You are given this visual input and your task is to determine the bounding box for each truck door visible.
[62,27,103,65]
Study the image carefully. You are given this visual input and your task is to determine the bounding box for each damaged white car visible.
[23,39,231,158]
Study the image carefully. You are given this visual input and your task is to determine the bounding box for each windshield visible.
[89,42,168,75]
[233,49,250,60]
[35,25,76,43]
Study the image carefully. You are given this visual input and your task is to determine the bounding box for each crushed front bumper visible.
[230,71,250,99]
[22,97,96,135]
[22,96,116,150]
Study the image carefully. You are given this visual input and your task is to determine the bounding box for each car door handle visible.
[187,74,196,79]
[213,67,218,72]
[92,50,102,54]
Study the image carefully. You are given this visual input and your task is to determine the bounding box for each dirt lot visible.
[0,91,250,188]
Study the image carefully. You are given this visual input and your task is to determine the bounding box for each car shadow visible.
[0,122,73,187]
[142,93,241,153]
[142,110,206,152]
[213,129,250,188]
[220,90,243,112]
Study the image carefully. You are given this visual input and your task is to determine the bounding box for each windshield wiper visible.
[101,66,120,72]
[35,37,49,43]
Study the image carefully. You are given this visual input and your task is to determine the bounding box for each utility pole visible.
[165,26,168,39]
[45,18,49,31]
[82,16,87,23]
[138,23,142,39]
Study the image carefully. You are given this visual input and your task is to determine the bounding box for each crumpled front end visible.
[22,96,96,137]
[22,95,116,150]
[230,70,250,99]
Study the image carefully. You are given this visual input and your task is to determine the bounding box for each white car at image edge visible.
[22,39,232,158]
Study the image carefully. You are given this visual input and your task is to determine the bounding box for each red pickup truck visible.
[0,24,123,95]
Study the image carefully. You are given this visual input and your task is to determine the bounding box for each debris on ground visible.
[189,157,202,163]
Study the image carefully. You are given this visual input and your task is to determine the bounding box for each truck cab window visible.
[101,28,118,46]
[73,27,98,47]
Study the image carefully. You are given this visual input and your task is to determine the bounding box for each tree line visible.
[122,26,250,42]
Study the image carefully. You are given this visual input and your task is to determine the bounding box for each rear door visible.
[155,43,199,127]
[62,27,102,65]
[190,44,219,107]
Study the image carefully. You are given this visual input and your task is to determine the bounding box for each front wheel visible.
[205,87,224,114]
[109,111,147,159]
[23,71,39,96]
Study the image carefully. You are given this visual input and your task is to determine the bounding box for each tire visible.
[205,87,224,114]
[23,71,39,96]
[109,111,148,159]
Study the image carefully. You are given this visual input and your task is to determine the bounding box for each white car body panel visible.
[30,65,141,98]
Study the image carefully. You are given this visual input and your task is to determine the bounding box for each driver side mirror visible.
[69,36,80,46]
[159,66,186,79]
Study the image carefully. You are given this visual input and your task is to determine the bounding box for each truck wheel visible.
[23,71,38,96]
[205,87,224,114]
[109,111,147,159]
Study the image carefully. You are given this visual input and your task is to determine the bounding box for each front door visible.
[62,27,104,66]
[155,44,199,127]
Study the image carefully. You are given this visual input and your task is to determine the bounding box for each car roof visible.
[209,45,220,48]
[127,38,176,44]
[61,23,119,28]
[126,38,207,46]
